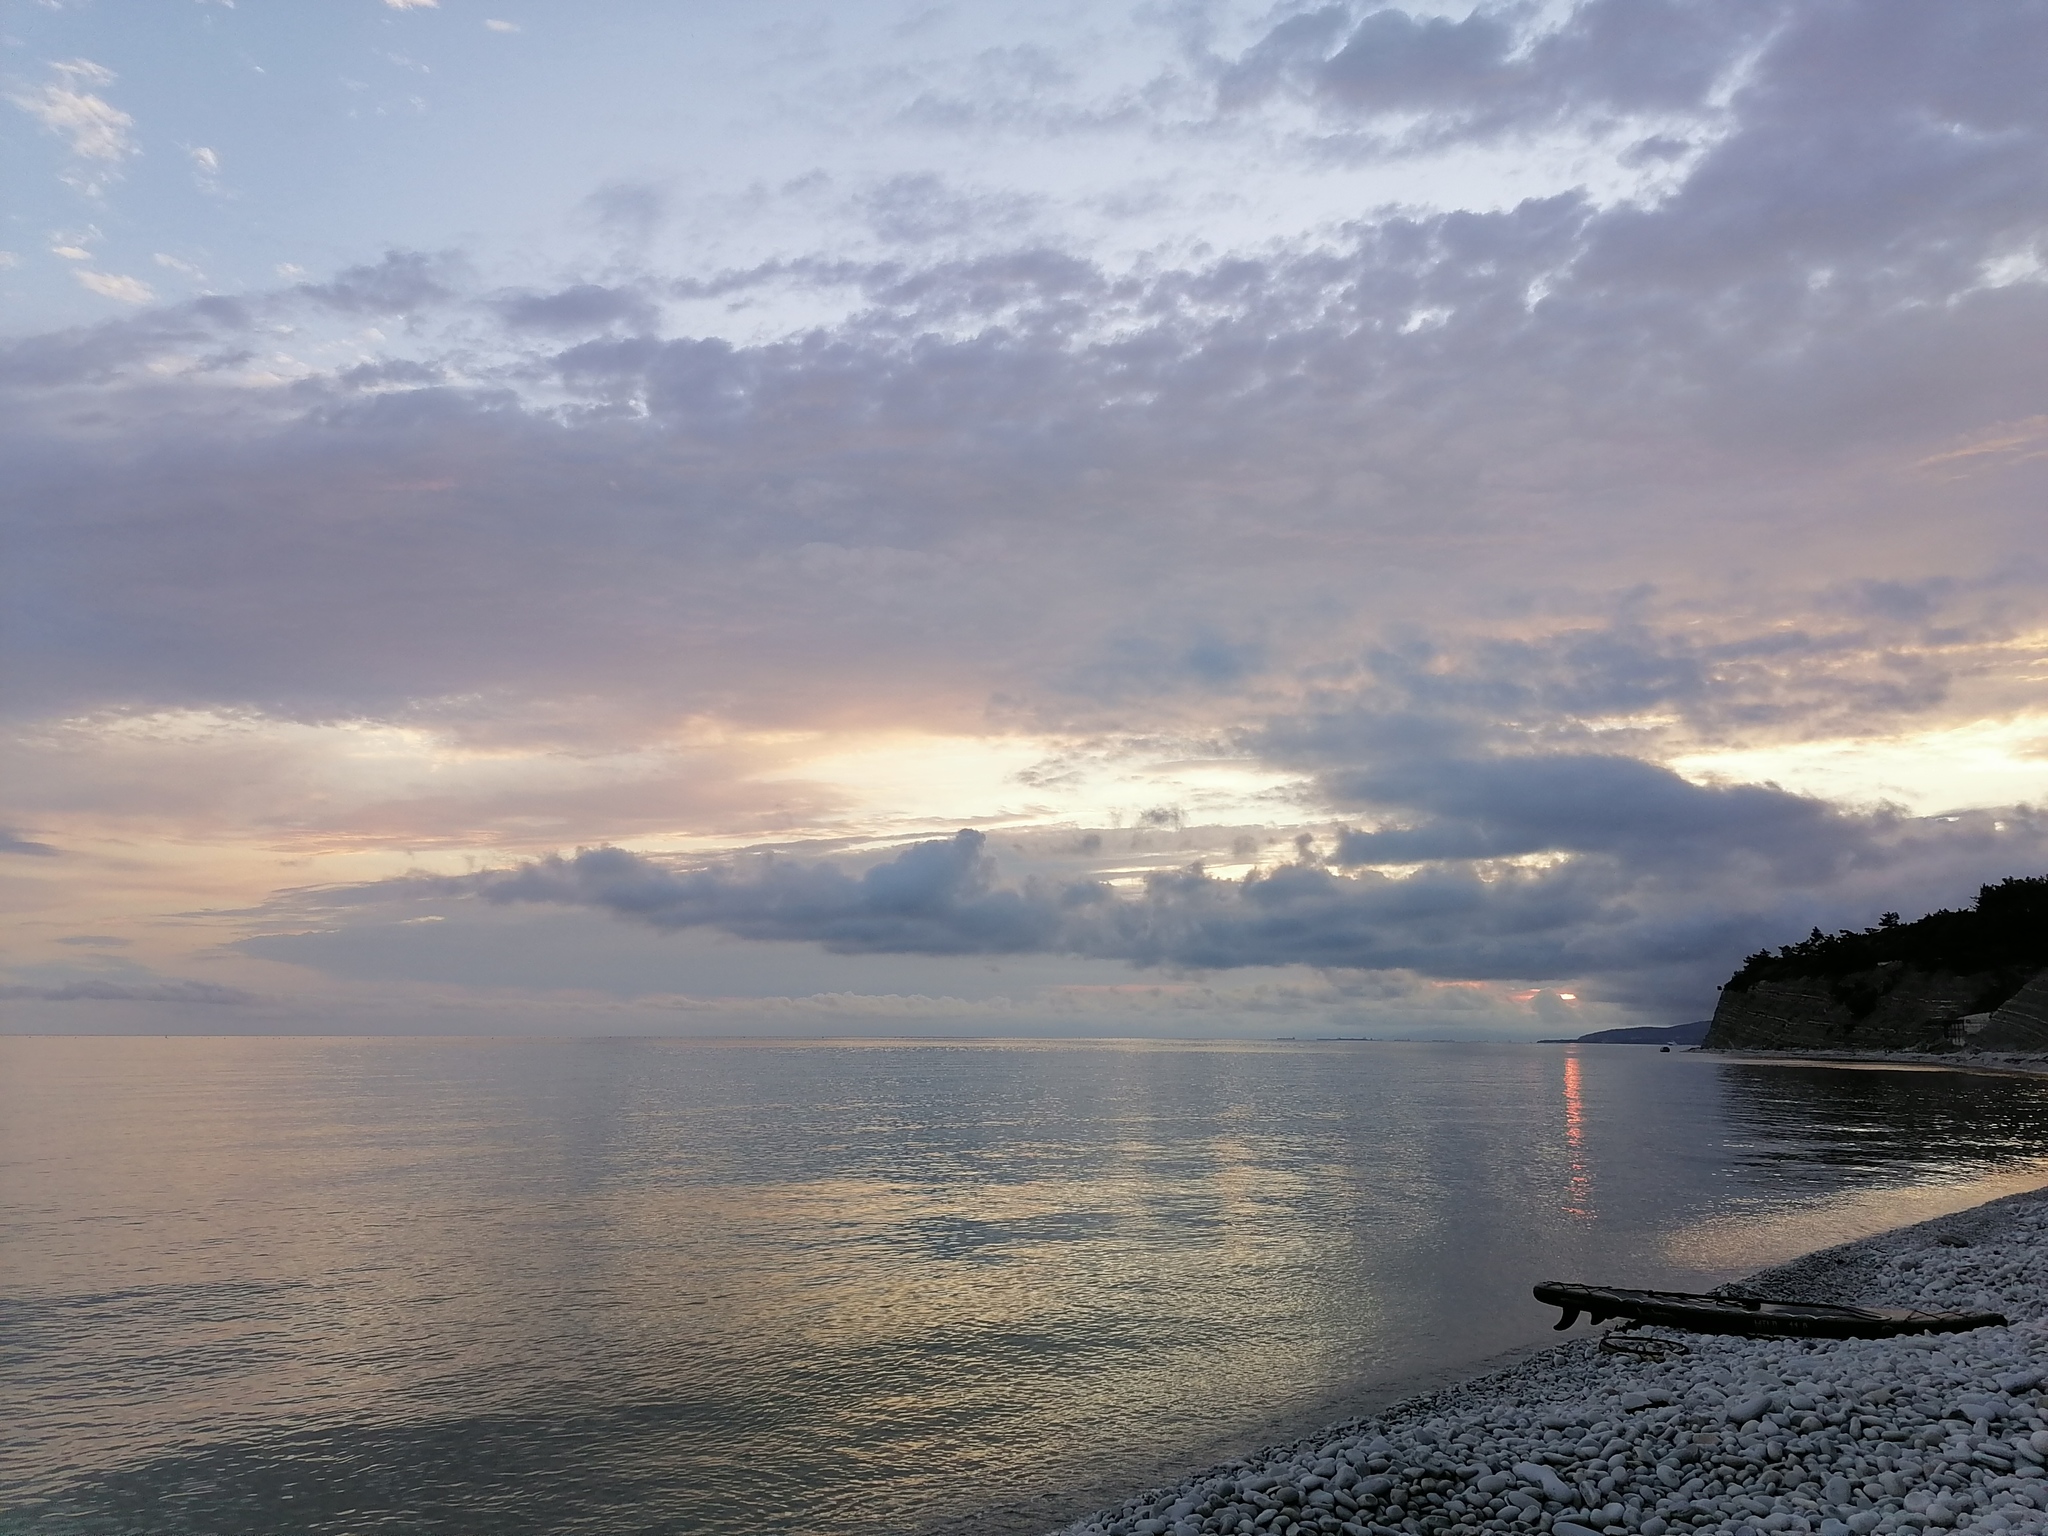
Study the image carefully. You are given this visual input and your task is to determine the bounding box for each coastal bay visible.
[12,9,2048,1535]
[12,1039,2048,1536]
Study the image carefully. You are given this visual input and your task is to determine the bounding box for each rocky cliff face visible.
[1705,961,2048,1051]
[1979,969,2048,1050]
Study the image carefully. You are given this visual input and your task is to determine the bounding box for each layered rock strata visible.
[1979,974,2048,1052]
[1704,967,2047,1052]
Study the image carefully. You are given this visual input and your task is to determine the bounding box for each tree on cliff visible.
[1725,876,2048,995]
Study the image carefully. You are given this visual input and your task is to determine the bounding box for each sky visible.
[4,0,2047,1039]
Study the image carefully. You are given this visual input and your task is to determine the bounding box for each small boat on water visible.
[1534,1281,2006,1339]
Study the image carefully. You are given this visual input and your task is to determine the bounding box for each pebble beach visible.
[1054,1184,2048,1536]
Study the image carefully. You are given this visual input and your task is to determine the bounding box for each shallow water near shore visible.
[5,1037,2048,1536]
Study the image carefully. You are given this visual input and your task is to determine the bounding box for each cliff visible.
[1980,969,2048,1049]
[1705,962,2047,1050]
[1703,876,2048,1052]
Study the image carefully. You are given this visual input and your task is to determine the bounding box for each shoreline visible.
[1696,1048,2048,1080]
[1007,1181,2048,1536]
[926,1338,1583,1536]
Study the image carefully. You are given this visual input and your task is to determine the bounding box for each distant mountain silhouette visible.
[1538,1020,1711,1046]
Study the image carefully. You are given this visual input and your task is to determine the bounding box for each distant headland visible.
[1702,875,2048,1053]
[1537,1020,1710,1046]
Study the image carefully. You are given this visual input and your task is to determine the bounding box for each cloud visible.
[582,181,668,243]
[493,283,658,335]
[4,105,2042,739]
[384,0,437,10]
[0,978,254,1004]
[1214,1,1784,149]
[295,250,457,314]
[188,144,222,193]
[438,799,2048,1013]
[0,293,251,388]
[7,0,2048,1028]
[479,831,1066,955]
[1322,754,1863,875]
[0,828,60,856]
[857,174,1040,247]
[72,270,154,304]
[9,58,136,172]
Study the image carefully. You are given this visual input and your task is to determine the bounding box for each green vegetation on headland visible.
[1705,876,2048,1052]
[1726,876,2048,999]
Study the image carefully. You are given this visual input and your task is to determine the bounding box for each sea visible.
[6,1036,2048,1536]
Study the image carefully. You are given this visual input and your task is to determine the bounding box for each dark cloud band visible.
[465,793,2048,1012]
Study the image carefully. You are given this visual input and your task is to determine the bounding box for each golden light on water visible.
[1661,1162,2048,1274]
[1561,1052,1594,1222]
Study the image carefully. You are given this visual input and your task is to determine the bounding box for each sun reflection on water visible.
[1561,1052,1594,1220]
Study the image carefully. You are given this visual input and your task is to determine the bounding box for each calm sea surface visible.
[6,1037,2048,1536]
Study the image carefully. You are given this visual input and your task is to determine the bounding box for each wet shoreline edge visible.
[946,1123,2048,1536]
